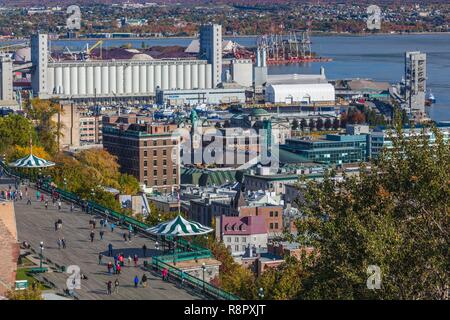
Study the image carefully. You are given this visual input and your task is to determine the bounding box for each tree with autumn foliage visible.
[6,287,43,300]
[24,98,62,156]
[294,123,449,299]
[207,240,257,299]
[50,149,140,212]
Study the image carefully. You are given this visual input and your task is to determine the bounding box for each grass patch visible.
[15,268,51,290]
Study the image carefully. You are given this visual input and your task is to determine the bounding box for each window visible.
[153,150,157,156]
[269,211,273,217]
[153,160,157,166]
[153,170,157,176]
[153,141,157,146]
[144,151,147,157]
[235,237,239,243]
[163,150,167,156]
[173,168,177,175]
[275,223,279,229]
[144,161,147,167]
[242,237,246,243]
[242,245,246,251]
[163,160,167,166]
[144,141,147,146]
[227,237,231,243]
[270,223,274,229]
[144,170,147,177]
[163,169,167,175]
[275,211,279,217]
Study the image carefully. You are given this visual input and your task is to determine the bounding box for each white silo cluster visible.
[31,33,213,99]
[46,60,212,98]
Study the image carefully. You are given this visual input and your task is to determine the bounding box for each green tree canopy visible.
[295,124,449,299]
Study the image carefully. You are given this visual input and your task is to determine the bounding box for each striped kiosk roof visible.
[9,154,55,168]
[146,215,213,236]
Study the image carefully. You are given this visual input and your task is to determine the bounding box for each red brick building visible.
[102,114,181,193]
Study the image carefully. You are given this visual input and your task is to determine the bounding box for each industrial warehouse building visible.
[156,87,246,105]
[264,68,335,105]
[265,82,335,105]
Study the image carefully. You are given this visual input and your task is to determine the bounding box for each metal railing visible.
[150,258,240,300]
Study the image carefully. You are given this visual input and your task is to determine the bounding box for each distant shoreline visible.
[55,31,450,41]
[1,31,449,44]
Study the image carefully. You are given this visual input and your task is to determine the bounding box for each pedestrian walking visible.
[141,274,148,288]
[45,200,48,210]
[61,238,66,249]
[106,280,112,295]
[70,203,74,212]
[107,262,112,274]
[119,254,124,267]
[114,279,119,294]
[99,230,104,240]
[110,223,115,232]
[123,233,127,242]
[108,243,113,257]
[57,238,62,249]
[133,254,138,267]
[162,268,169,281]
[112,263,117,275]
[127,255,132,266]
[27,197,31,205]
[116,263,121,275]
[98,253,103,265]
[58,200,62,211]
[128,233,132,242]
[134,275,139,288]
[142,244,147,257]
[54,221,58,231]
[90,230,95,242]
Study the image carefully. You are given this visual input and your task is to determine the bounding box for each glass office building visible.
[281,134,370,165]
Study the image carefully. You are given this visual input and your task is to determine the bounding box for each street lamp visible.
[201,262,206,292]
[155,241,159,252]
[39,241,44,268]
[63,177,67,190]
[258,287,264,300]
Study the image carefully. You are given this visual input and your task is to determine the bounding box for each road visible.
[1,177,200,300]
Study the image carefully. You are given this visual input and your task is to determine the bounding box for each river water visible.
[4,34,450,121]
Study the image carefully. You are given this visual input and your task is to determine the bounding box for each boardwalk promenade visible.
[1,177,198,300]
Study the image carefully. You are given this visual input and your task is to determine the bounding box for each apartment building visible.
[102,114,180,193]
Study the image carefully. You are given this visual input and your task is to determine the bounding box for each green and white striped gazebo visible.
[146,215,213,236]
[9,138,55,168]
[9,153,55,168]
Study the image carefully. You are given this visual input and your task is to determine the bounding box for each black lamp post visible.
[63,177,67,190]
[39,241,44,268]
[201,262,206,292]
